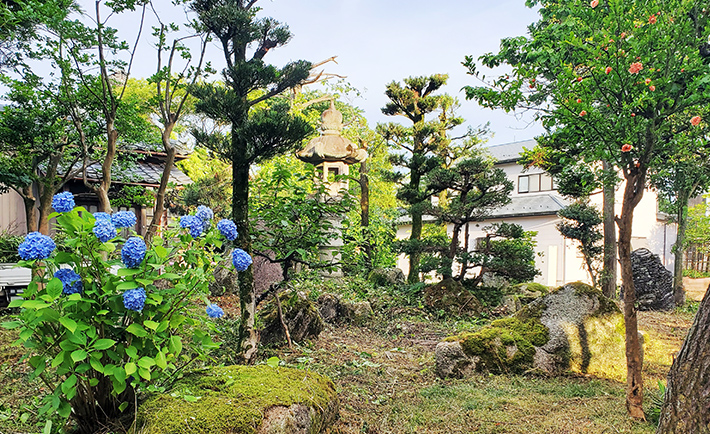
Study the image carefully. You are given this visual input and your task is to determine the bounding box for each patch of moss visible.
[137,365,337,434]
[567,281,620,316]
[455,316,550,374]
[508,282,550,296]
[514,299,547,323]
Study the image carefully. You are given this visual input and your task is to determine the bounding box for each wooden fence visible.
[684,243,710,273]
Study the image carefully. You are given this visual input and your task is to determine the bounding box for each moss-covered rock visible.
[260,291,323,346]
[436,282,624,377]
[423,278,483,318]
[137,365,338,434]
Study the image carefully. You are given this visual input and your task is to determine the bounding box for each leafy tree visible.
[464,0,710,417]
[424,154,513,280]
[557,202,603,287]
[190,0,313,360]
[377,74,465,283]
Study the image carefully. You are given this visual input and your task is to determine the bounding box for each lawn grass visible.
[0,296,697,433]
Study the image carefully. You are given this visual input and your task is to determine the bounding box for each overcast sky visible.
[83,0,544,145]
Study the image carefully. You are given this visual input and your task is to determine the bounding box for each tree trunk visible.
[672,196,688,306]
[408,169,422,283]
[95,126,118,213]
[21,186,38,234]
[359,160,372,270]
[617,173,645,420]
[602,160,617,297]
[146,126,176,242]
[233,135,257,363]
[656,285,710,433]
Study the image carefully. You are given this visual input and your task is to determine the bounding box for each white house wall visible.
[0,190,27,235]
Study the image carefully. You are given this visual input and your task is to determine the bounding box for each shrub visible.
[2,198,249,433]
[0,232,22,263]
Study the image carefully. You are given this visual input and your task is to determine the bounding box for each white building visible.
[396,139,677,286]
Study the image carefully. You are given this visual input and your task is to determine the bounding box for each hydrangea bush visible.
[3,197,249,433]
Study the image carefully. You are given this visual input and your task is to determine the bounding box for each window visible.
[518,173,555,193]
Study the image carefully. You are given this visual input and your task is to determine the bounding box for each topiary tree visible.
[557,201,603,287]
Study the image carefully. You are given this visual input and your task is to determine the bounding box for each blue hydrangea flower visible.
[217,219,238,241]
[206,304,224,318]
[51,192,75,213]
[54,268,83,295]
[180,215,203,238]
[93,212,111,221]
[121,237,147,268]
[93,218,117,243]
[18,232,56,260]
[195,205,214,223]
[112,211,137,229]
[123,287,146,312]
[232,248,252,272]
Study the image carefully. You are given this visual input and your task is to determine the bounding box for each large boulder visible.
[368,267,405,287]
[436,282,624,377]
[621,248,674,311]
[137,365,339,434]
[260,291,324,346]
[317,293,373,325]
[424,278,483,318]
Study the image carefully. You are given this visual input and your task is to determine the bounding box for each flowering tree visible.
[3,194,249,432]
[464,0,710,418]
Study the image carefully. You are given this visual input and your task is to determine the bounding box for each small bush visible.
[0,233,22,263]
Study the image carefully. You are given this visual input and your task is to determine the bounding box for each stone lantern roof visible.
[296,100,367,165]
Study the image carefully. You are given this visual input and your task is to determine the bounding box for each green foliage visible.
[685,201,710,250]
[557,202,603,285]
[110,185,155,209]
[0,232,22,263]
[251,158,353,279]
[342,209,399,274]
[2,206,227,430]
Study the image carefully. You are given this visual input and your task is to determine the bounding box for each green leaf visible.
[113,379,127,395]
[125,362,137,376]
[136,278,154,286]
[68,293,82,301]
[117,268,142,276]
[96,309,109,315]
[89,357,104,373]
[1,320,21,329]
[143,320,159,331]
[89,378,99,387]
[137,357,155,369]
[42,419,52,434]
[138,366,151,380]
[59,317,78,333]
[183,395,201,402]
[156,320,169,333]
[93,339,116,350]
[266,356,280,368]
[61,374,77,394]
[71,350,88,363]
[159,273,180,280]
[126,323,148,338]
[154,245,168,258]
[155,351,167,369]
[21,299,51,310]
[7,299,23,308]
[51,351,66,368]
[58,400,71,418]
[46,277,63,300]
[116,281,139,290]
[125,346,138,359]
[168,336,182,355]
[54,252,73,264]
[119,402,129,412]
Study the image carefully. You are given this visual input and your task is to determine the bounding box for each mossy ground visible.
[137,365,336,434]
[0,290,700,434]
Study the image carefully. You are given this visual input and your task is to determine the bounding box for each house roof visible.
[487,193,570,219]
[78,161,192,187]
[484,139,538,164]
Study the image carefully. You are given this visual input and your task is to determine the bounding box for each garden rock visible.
[434,341,474,378]
[260,291,324,345]
[621,248,674,311]
[317,293,373,325]
[436,282,624,377]
[137,365,339,434]
[209,261,238,296]
[368,267,405,286]
[423,278,483,317]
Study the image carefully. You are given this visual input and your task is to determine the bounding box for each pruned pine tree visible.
[190,0,313,361]
[557,202,603,287]
[425,155,513,280]
[377,74,464,283]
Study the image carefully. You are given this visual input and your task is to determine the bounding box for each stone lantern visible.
[296,100,368,276]
[296,100,367,197]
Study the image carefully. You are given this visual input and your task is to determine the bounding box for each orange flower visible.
[631,113,636,117]
[590,0,599,7]
[605,66,612,74]
[649,85,656,91]
[645,78,652,85]
[577,98,582,103]
[621,144,633,152]
[649,15,657,24]
[579,110,587,117]
[691,116,702,126]
[620,32,627,39]
[577,77,583,82]
[629,62,643,74]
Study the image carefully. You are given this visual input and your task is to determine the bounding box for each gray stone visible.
[434,341,474,379]
[209,261,238,296]
[621,248,674,311]
[368,267,406,286]
[423,278,483,317]
[317,293,373,325]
